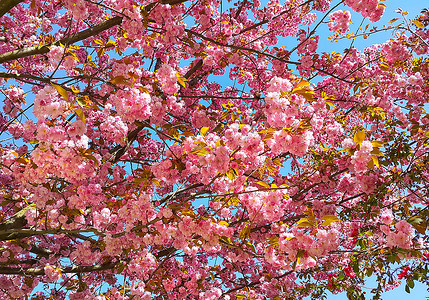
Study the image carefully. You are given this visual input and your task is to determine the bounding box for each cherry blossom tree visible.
[0,0,428,299]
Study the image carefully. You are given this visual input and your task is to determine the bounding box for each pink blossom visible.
[44,265,61,282]
[328,10,352,33]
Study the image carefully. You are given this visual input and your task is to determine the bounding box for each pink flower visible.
[398,266,411,279]
[328,10,352,33]
[44,265,61,282]
[395,220,413,234]
[351,140,373,173]
[380,208,394,225]
[267,76,293,92]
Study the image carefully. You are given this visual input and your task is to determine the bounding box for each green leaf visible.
[76,97,87,107]
[407,279,415,289]
[408,216,427,234]
[412,221,427,234]
[408,216,424,225]
[371,148,384,156]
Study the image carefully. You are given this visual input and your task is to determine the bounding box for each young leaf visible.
[239,225,251,239]
[105,40,116,47]
[371,140,384,147]
[191,147,210,155]
[256,181,271,189]
[296,80,310,88]
[110,76,130,85]
[200,127,209,136]
[414,19,425,28]
[176,72,187,87]
[372,155,379,168]
[354,129,365,145]
[219,221,229,226]
[321,215,340,226]
[74,108,85,124]
[296,218,314,227]
[52,83,69,101]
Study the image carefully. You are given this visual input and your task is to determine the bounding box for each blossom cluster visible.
[344,0,385,22]
[328,10,352,33]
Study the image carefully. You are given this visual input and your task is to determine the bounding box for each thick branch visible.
[0,205,31,233]
[29,246,54,258]
[0,0,24,18]
[0,71,52,84]
[0,261,118,275]
[0,227,104,242]
[0,16,123,64]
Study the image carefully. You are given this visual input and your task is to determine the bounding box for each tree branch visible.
[0,205,32,233]
[0,227,104,242]
[0,71,53,84]
[0,261,119,275]
[0,16,123,64]
[184,29,300,66]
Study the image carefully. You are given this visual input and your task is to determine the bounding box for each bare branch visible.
[184,29,300,66]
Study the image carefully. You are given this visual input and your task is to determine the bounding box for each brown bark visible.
[0,0,25,18]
